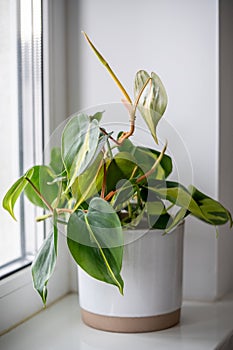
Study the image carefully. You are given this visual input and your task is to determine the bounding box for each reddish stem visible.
[101,162,107,198]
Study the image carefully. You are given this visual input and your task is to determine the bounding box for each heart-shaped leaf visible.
[118,138,172,179]
[134,70,168,143]
[24,165,58,209]
[61,113,101,188]
[106,152,141,192]
[67,197,124,293]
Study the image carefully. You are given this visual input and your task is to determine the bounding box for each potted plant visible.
[2,32,232,333]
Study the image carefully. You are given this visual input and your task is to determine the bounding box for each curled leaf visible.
[2,168,34,220]
[134,70,168,143]
[61,113,101,189]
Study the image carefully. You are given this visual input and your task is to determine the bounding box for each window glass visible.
[0,0,44,277]
[0,0,21,267]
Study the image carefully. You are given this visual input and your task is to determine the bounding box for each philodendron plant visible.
[3,33,232,304]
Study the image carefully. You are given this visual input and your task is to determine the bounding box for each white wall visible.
[66,0,233,300]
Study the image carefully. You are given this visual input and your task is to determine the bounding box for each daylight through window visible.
[0,0,44,278]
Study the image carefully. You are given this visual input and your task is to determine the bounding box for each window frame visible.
[0,0,44,280]
[0,0,72,335]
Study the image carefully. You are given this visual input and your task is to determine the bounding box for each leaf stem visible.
[25,177,54,213]
[101,161,107,198]
[36,213,53,222]
[104,190,116,202]
[136,142,168,183]
[53,181,63,209]
[106,139,114,159]
[104,142,168,201]
[100,127,120,146]
[57,208,73,214]
[118,77,151,144]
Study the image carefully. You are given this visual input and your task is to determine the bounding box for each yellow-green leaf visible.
[2,168,34,220]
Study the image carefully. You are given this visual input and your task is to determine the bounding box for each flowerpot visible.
[78,222,184,333]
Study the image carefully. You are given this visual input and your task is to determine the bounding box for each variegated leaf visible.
[134,70,168,144]
[61,113,101,189]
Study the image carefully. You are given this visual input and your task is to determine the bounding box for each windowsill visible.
[0,255,33,280]
[1,293,233,349]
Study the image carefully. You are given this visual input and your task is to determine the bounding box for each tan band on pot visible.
[81,308,181,333]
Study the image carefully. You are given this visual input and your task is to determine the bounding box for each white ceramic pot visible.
[78,222,184,333]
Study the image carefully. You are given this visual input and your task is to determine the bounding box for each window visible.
[0,0,44,279]
[0,1,71,335]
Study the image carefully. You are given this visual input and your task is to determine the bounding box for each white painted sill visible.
[1,293,233,350]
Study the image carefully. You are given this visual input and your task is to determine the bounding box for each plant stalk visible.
[104,142,168,202]
[100,127,121,146]
[57,208,73,214]
[25,177,54,213]
[118,77,151,144]
[36,213,53,222]
[101,161,107,198]
[136,142,168,183]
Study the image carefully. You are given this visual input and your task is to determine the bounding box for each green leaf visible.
[164,208,188,233]
[2,168,34,220]
[119,138,172,179]
[125,204,146,228]
[106,152,141,192]
[71,153,104,208]
[32,211,58,305]
[146,180,202,215]
[67,197,124,294]
[146,200,172,229]
[89,133,108,166]
[90,111,105,122]
[71,133,108,208]
[136,147,172,179]
[24,165,58,209]
[134,70,168,144]
[111,179,135,211]
[145,180,233,228]
[145,180,210,229]
[118,198,146,229]
[189,186,233,227]
[49,147,64,175]
[61,113,100,188]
